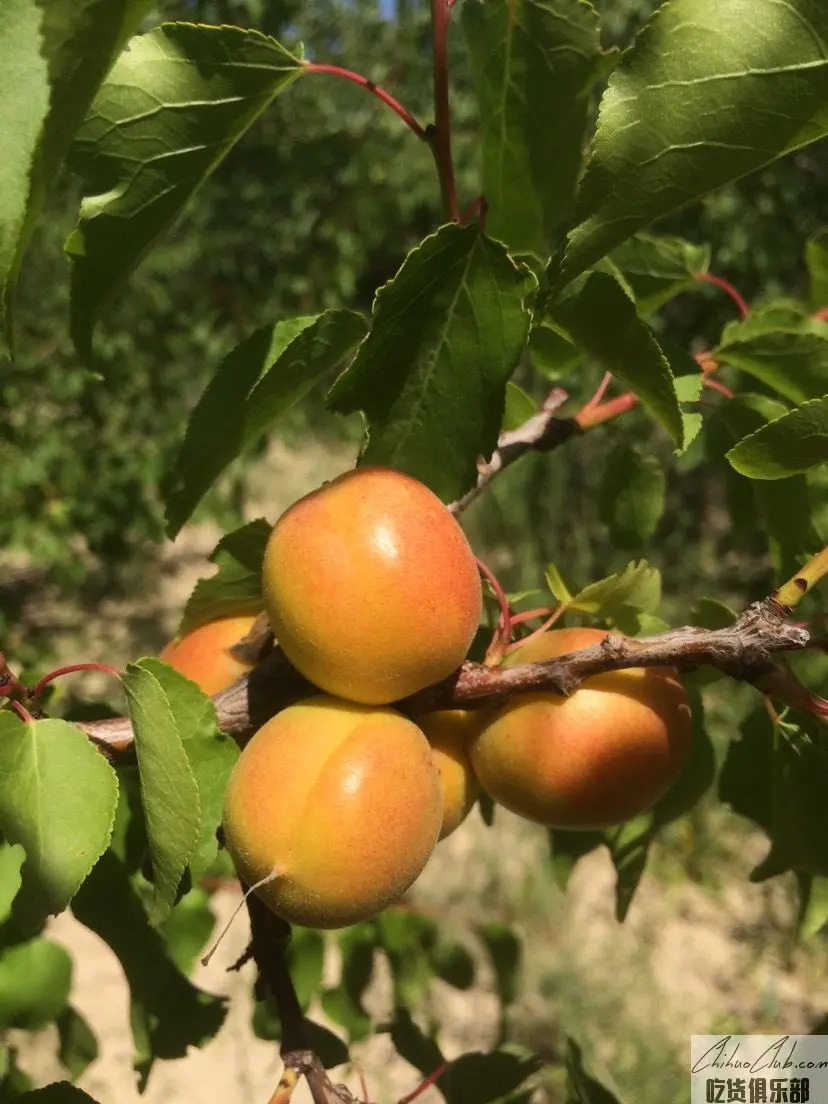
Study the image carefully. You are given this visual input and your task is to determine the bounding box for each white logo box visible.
[691,1036,828,1103]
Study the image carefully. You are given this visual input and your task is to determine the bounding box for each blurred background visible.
[3,0,828,1100]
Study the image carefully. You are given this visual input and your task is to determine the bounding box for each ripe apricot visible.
[417,710,482,840]
[222,695,443,928]
[470,628,692,829]
[262,467,482,705]
[160,613,259,695]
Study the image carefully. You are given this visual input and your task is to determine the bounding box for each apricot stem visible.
[503,603,568,656]
[304,63,427,142]
[477,557,512,665]
[428,0,458,219]
[694,271,750,319]
[32,662,123,704]
[399,1062,449,1103]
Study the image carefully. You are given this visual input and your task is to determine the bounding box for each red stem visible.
[575,391,639,430]
[477,558,512,665]
[812,307,828,322]
[703,376,735,400]
[509,606,556,628]
[399,1063,449,1104]
[9,701,35,724]
[694,271,750,319]
[504,603,566,656]
[304,63,427,141]
[581,371,613,413]
[32,662,123,702]
[429,0,458,220]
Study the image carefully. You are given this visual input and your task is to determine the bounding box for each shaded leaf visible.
[599,444,665,547]
[548,271,683,446]
[430,938,476,991]
[251,1001,348,1069]
[548,829,603,889]
[56,1006,99,1081]
[18,1085,99,1102]
[565,1038,622,1104]
[444,1050,541,1104]
[387,1007,445,1080]
[716,323,828,404]
[727,395,828,479]
[608,234,710,314]
[476,922,521,1010]
[377,907,437,1009]
[72,850,225,1080]
[528,322,583,381]
[160,887,216,976]
[0,844,24,925]
[287,927,325,1012]
[462,0,613,253]
[0,715,118,932]
[179,519,270,635]
[166,311,364,537]
[321,923,376,1042]
[67,22,306,355]
[558,0,828,286]
[806,229,828,312]
[798,875,828,940]
[328,222,534,502]
[502,382,536,432]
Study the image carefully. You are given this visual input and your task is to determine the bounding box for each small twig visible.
[428,0,458,219]
[575,391,639,430]
[774,546,828,610]
[448,388,574,515]
[304,63,427,142]
[694,271,750,319]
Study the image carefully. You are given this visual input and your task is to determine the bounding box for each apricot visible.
[160,613,260,695]
[222,695,443,928]
[262,467,482,705]
[417,710,482,840]
[470,628,692,829]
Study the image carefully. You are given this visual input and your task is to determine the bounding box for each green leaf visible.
[716,324,828,404]
[548,829,603,889]
[502,382,536,432]
[377,907,438,1009]
[565,1038,622,1104]
[123,663,200,924]
[160,887,216,976]
[72,850,225,1082]
[287,927,325,1012]
[126,659,238,917]
[690,597,737,631]
[56,1006,99,1081]
[444,1050,541,1104]
[557,0,828,287]
[798,876,828,940]
[0,844,25,925]
[547,271,683,446]
[0,1,51,355]
[67,22,306,355]
[727,395,828,479]
[476,922,521,1010]
[608,234,710,314]
[321,923,375,1042]
[1,0,153,353]
[599,444,665,547]
[251,1001,348,1069]
[328,222,535,502]
[545,561,573,604]
[179,519,270,635]
[17,1085,99,1102]
[0,938,71,1029]
[0,715,118,931]
[806,229,828,312]
[165,311,365,537]
[387,1007,445,1080]
[528,322,583,381]
[462,0,613,254]
[569,560,661,631]
[430,937,476,991]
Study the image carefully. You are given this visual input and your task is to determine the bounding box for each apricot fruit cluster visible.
[165,467,692,931]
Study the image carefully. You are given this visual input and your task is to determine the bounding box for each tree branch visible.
[75,592,818,761]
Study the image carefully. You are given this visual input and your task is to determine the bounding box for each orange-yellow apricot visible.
[222,695,443,929]
[470,628,692,829]
[160,613,259,695]
[417,710,483,840]
[262,467,482,705]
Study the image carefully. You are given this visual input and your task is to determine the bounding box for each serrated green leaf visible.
[545,562,573,604]
[0,715,118,931]
[72,850,225,1081]
[727,395,828,479]
[569,560,661,631]
[56,1006,99,1081]
[0,938,71,1030]
[67,22,306,355]
[548,271,683,446]
[462,0,614,254]
[716,324,828,404]
[123,662,202,924]
[328,222,535,502]
[557,0,828,287]
[806,229,828,312]
[528,321,583,381]
[127,658,238,909]
[179,519,270,635]
[0,1,51,355]
[599,444,665,548]
[502,382,536,432]
[608,234,710,314]
[166,310,364,537]
[1,0,153,354]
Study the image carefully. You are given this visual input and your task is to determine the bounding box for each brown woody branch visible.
[76,594,815,761]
